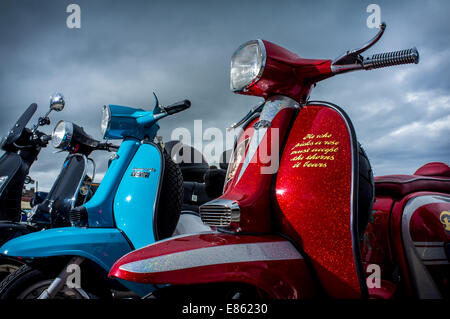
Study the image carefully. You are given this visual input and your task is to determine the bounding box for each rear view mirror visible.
[24,176,34,184]
[49,93,65,112]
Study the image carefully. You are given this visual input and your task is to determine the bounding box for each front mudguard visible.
[0,222,37,246]
[0,227,132,272]
[109,232,318,299]
[0,227,156,297]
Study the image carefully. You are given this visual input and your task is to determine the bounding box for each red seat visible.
[414,162,450,177]
[375,162,450,197]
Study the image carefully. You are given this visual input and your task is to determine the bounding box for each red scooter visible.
[109,24,450,299]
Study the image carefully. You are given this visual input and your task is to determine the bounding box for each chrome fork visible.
[38,256,84,299]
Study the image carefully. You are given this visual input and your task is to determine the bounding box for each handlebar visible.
[363,47,419,70]
[330,23,419,76]
[164,99,191,115]
[96,142,119,152]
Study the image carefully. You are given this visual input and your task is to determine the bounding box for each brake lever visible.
[332,22,386,69]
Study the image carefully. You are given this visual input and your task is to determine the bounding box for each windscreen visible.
[46,154,86,209]
[3,103,37,147]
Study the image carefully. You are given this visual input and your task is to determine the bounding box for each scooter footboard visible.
[109,232,317,299]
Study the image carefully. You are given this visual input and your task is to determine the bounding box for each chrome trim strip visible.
[415,246,448,261]
[119,241,303,274]
[234,95,300,185]
[401,195,449,299]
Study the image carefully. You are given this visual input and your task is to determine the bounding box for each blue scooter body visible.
[0,97,185,296]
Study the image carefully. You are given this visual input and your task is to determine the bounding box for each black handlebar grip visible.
[363,47,419,70]
[165,99,191,115]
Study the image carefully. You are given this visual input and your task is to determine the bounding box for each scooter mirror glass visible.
[49,93,65,112]
[24,176,33,184]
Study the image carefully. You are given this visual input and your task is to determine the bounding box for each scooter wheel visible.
[0,256,23,282]
[154,150,184,240]
[0,264,106,299]
[357,144,375,238]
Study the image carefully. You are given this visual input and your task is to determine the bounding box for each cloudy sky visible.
[0,0,449,191]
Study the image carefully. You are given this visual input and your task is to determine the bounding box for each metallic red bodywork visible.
[109,233,318,299]
[274,104,362,298]
[107,35,449,299]
[239,40,332,102]
[390,192,450,298]
[362,176,450,299]
[220,108,296,233]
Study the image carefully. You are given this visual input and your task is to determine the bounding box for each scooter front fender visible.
[0,227,132,271]
[109,232,318,299]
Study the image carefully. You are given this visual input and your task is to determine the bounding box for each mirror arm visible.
[331,22,386,73]
[228,101,264,130]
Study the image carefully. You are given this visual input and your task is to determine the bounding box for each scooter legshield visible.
[0,153,22,195]
[109,232,318,299]
[275,101,367,298]
[0,227,132,271]
[113,141,163,247]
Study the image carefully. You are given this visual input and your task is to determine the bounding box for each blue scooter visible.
[0,95,209,299]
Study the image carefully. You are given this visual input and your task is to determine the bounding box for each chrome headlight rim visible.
[52,120,74,150]
[101,105,111,139]
[230,39,267,92]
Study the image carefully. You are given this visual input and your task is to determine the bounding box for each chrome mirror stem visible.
[331,22,386,74]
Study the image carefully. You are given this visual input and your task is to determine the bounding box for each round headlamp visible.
[52,120,74,149]
[101,105,111,138]
[230,40,266,92]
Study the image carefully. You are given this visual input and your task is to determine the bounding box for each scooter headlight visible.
[230,40,266,92]
[52,120,74,150]
[101,105,111,139]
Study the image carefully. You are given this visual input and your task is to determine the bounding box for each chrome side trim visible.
[234,95,300,185]
[375,176,450,184]
[119,241,303,274]
[402,195,450,299]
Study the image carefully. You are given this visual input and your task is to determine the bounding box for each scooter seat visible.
[375,162,450,197]
[165,140,210,182]
[181,168,227,213]
[182,182,215,213]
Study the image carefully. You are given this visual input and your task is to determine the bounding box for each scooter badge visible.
[440,211,450,232]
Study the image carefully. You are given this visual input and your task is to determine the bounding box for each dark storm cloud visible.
[0,0,449,190]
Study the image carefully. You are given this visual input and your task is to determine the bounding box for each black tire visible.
[147,283,262,300]
[0,263,110,299]
[357,144,375,238]
[0,256,24,282]
[155,151,183,240]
